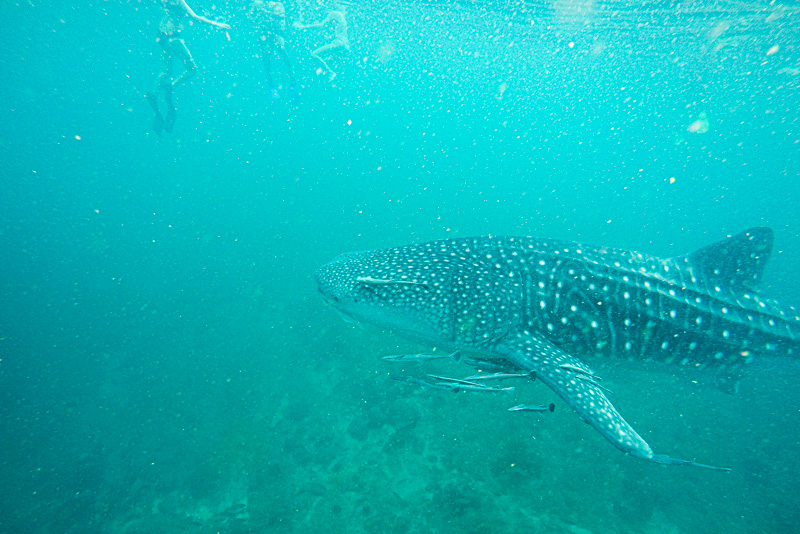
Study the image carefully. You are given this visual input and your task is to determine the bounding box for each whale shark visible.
[314,228,800,469]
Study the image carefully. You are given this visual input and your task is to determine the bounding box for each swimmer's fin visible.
[164,105,177,133]
[154,114,164,136]
[268,85,281,100]
[146,93,164,136]
[289,83,301,102]
[161,84,176,133]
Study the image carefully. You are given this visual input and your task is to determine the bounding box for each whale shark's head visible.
[314,248,447,343]
[315,238,524,347]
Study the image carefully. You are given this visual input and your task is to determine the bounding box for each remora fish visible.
[440,383,516,396]
[382,350,461,362]
[426,374,487,387]
[315,228,800,469]
[462,371,537,382]
[391,376,456,390]
[508,403,556,413]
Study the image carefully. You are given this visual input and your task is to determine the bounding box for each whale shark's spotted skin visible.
[315,228,798,467]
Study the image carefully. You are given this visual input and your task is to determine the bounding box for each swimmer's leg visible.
[311,41,345,82]
[147,36,171,135]
[162,84,176,133]
[282,46,299,100]
[154,35,174,92]
[260,39,279,99]
[275,36,296,88]
[311,39,350,82]
[146,92,164,136]
[170,38,197,88]
[161,39,193,132]
[259,38,275,87]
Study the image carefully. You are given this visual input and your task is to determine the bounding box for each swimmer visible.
[248,0,297,99]
[293,1,349,83]
[146,0,230,135]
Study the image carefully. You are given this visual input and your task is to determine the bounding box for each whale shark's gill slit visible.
[520,273,534,333]
[606,305,617,357]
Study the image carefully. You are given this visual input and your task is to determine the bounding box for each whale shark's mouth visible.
[319,292,363,327]
[332,306,358,325]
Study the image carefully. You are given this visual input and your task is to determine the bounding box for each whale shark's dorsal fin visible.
[677,227,774,291]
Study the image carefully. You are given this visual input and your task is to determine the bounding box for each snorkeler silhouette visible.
[146,0,230,135]
[248,0,298,99]
[293,1,349,83]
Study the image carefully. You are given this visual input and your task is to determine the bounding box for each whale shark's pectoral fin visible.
[492,331,730,471]
[493,331,654,460]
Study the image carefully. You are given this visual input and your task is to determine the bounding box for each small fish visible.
[391,376,457,390]
[460,358,511,373]
[576,374,614,394]
[559,363,612,392]
[462,371,537,382]
[382,350,461,362]
[357,276,429,289]
[219,503,248,518]
[440,383,515,396]
[559,363,601,380]
[508,403,556,413]
[426,374,487,387]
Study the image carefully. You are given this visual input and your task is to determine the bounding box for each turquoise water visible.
[2,0,799,532]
